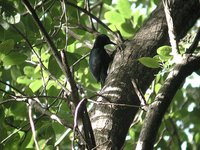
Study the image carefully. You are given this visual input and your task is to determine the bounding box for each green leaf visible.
[119,22,135,38]
[104,0,112,5]
[29,79,42,92]
[19,132,34,149]
[155,83,161,94]
[104,11,125,25]
[24,66,35,77]
[38,124,55,141]
[157,45,172,56]
[0,26,5,41]
[10,66,22,80]
[48,56,63,78]
[195,133,200,143]
[117,0,132,19]
[129,129,135,139]
[138,57,160,68]
[17,76,32,85]
[2,52,27,66]
[0,39,15,54]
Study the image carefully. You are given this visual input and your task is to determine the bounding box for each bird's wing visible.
[89,48,102,81]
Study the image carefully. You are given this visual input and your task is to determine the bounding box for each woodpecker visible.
[89,34,115,87]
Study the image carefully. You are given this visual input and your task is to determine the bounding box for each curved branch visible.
[90,0,200,149]
[136,54,200,150]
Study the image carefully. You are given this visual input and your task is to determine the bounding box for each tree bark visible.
[90,0,200,149]
[136,54,200,150]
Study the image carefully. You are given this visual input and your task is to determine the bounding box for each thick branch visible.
[136,54,200,150]
[90,0,200,149]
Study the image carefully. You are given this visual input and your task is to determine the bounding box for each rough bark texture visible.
[90,0,200,149]
[136,55,200,150]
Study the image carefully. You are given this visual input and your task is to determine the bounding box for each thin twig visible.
[86,0,96,31]
[0,86,73,128]
[87,99,144,108]
[96,2,103,30]
[22,0,50,16]
[131,79,147,106]
[0,125,26,144]
[61,0,68,49]
[22,0,69,79]
[70,52,90,70]
[65,1,116,36]
[28,102,40,150]
[0,80,24,95]
[10,23,70,95]
[72,98,87,149]
[60,50,96,148]
[60,50,79,104]
[163,0,179,55]
[55,128,71,147]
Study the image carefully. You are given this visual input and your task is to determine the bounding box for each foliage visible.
[0,0,199,149]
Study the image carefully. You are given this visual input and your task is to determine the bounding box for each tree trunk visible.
[90,0,200,149]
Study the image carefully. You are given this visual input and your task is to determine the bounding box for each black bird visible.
[89,34,115,86]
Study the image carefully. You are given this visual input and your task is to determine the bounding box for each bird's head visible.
[94,34,115,48]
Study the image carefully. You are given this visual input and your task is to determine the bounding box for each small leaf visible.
[10,66,21,80]
[0,39,15,54]
[17,76,32,85]
[195,133,200,143]
[117,0,132,19]
[104,0,112,5]
[23,66,35,77]
[2,52,27,66]
[119,22,135,38]
[29,79,42,92]
[157,45,172,56]
[129,129,135,139]
[104,11,125,25]
[155,83,162,94]
[138,57,160,68]
[48,56,62,78]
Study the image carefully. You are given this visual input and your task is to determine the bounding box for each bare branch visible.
[131,79,147,106]
[87,99,144,108]
[86,0,96,31]
[163,0,179,55]
[28,103,40,150]
[60,49,96,148]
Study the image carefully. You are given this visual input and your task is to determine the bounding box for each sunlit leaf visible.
[104,11,125,25]
[117,0,132,19]
[17,76,32,85]
[29,79,42,92]
[138,57,160,68]
[157,45,172,56]
[2,52,27,66]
